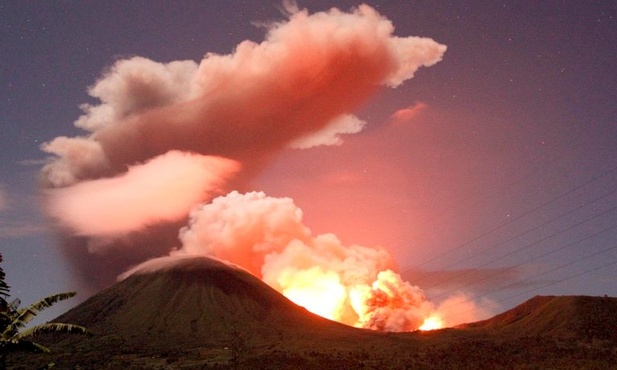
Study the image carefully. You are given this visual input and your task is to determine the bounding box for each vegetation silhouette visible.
[15,256,615,369]
[0,254,91,369]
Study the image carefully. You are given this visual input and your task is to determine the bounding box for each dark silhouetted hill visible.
[8,257,617,369]
[460,295,617,341]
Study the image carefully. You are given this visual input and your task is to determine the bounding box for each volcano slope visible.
[8,256,617,369]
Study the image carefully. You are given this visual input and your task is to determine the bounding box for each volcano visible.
[9,256,617,369]
[55,256,358,341]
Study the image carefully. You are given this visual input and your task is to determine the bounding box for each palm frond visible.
[3,339,50,354]
[16,322,92,339]
[15,292,76,326]
[0,312,11,324]
[7,298,20,313]
[0,253,10,305]
[0,284,8,299]
[38,362,56,370]
[0,254,88,363]
[2,321,23,340]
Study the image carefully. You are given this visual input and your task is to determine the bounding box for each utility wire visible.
[436,241,617,321]
[387,122,610,254]
[440,257,617,325]
[404,164,617,281]
[421,196,617,292]
[428,219,617,300]
[422,188,617,280]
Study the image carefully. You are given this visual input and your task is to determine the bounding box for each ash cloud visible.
[41,5,446,299]
[42,5,445,187]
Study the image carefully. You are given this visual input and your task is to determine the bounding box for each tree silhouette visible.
[0,255,9,309]
[0,253,91,369]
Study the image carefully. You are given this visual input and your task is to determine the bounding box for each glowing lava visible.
[419,315,444,331]
[279,267,347,321]
[278,266,441,332]
[177,191,460,332]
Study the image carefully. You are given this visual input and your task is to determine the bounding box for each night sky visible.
[1,1,616,324]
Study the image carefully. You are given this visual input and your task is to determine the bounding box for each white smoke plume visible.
[75,57,200,133]
[174,191,439,330]
[41,136,109,187]
[165,191,493,331]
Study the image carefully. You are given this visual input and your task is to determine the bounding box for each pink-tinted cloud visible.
[42,5,446,187]
[167,190,492,331]
[288,114,366,149]
[45,151,239,237]
[40,4,446,292]
[75,57,200,132]
[389,101,428,125]
[40,136,109,187]
[179,191,314,275]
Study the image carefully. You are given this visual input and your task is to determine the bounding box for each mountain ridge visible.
[460,294,617,340]
[8,256,617,369]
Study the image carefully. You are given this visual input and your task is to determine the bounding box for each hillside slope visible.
[461,295,617,340]
[8,257,617,369]
[53,256,358,343]
[13,257,403,368]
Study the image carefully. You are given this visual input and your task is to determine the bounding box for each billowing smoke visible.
[41,4,445,189]
[140,191,485,331]
[36,4,487,331]
[175,191,425,329]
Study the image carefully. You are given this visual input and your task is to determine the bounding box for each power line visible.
[428,219,617,300]
[383,136,578,271]
[425,188,617,277]
[421,197,617,293]
[440,257,617,325]
[386,118,614,257]
[436,241,617,322]
[404,164,617,281]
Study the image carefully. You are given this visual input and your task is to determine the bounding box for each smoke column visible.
[36,4,492,330]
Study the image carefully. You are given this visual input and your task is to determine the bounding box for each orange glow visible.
[279,268,347,321]
[419,315,444,331]
[278,266,440,332]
